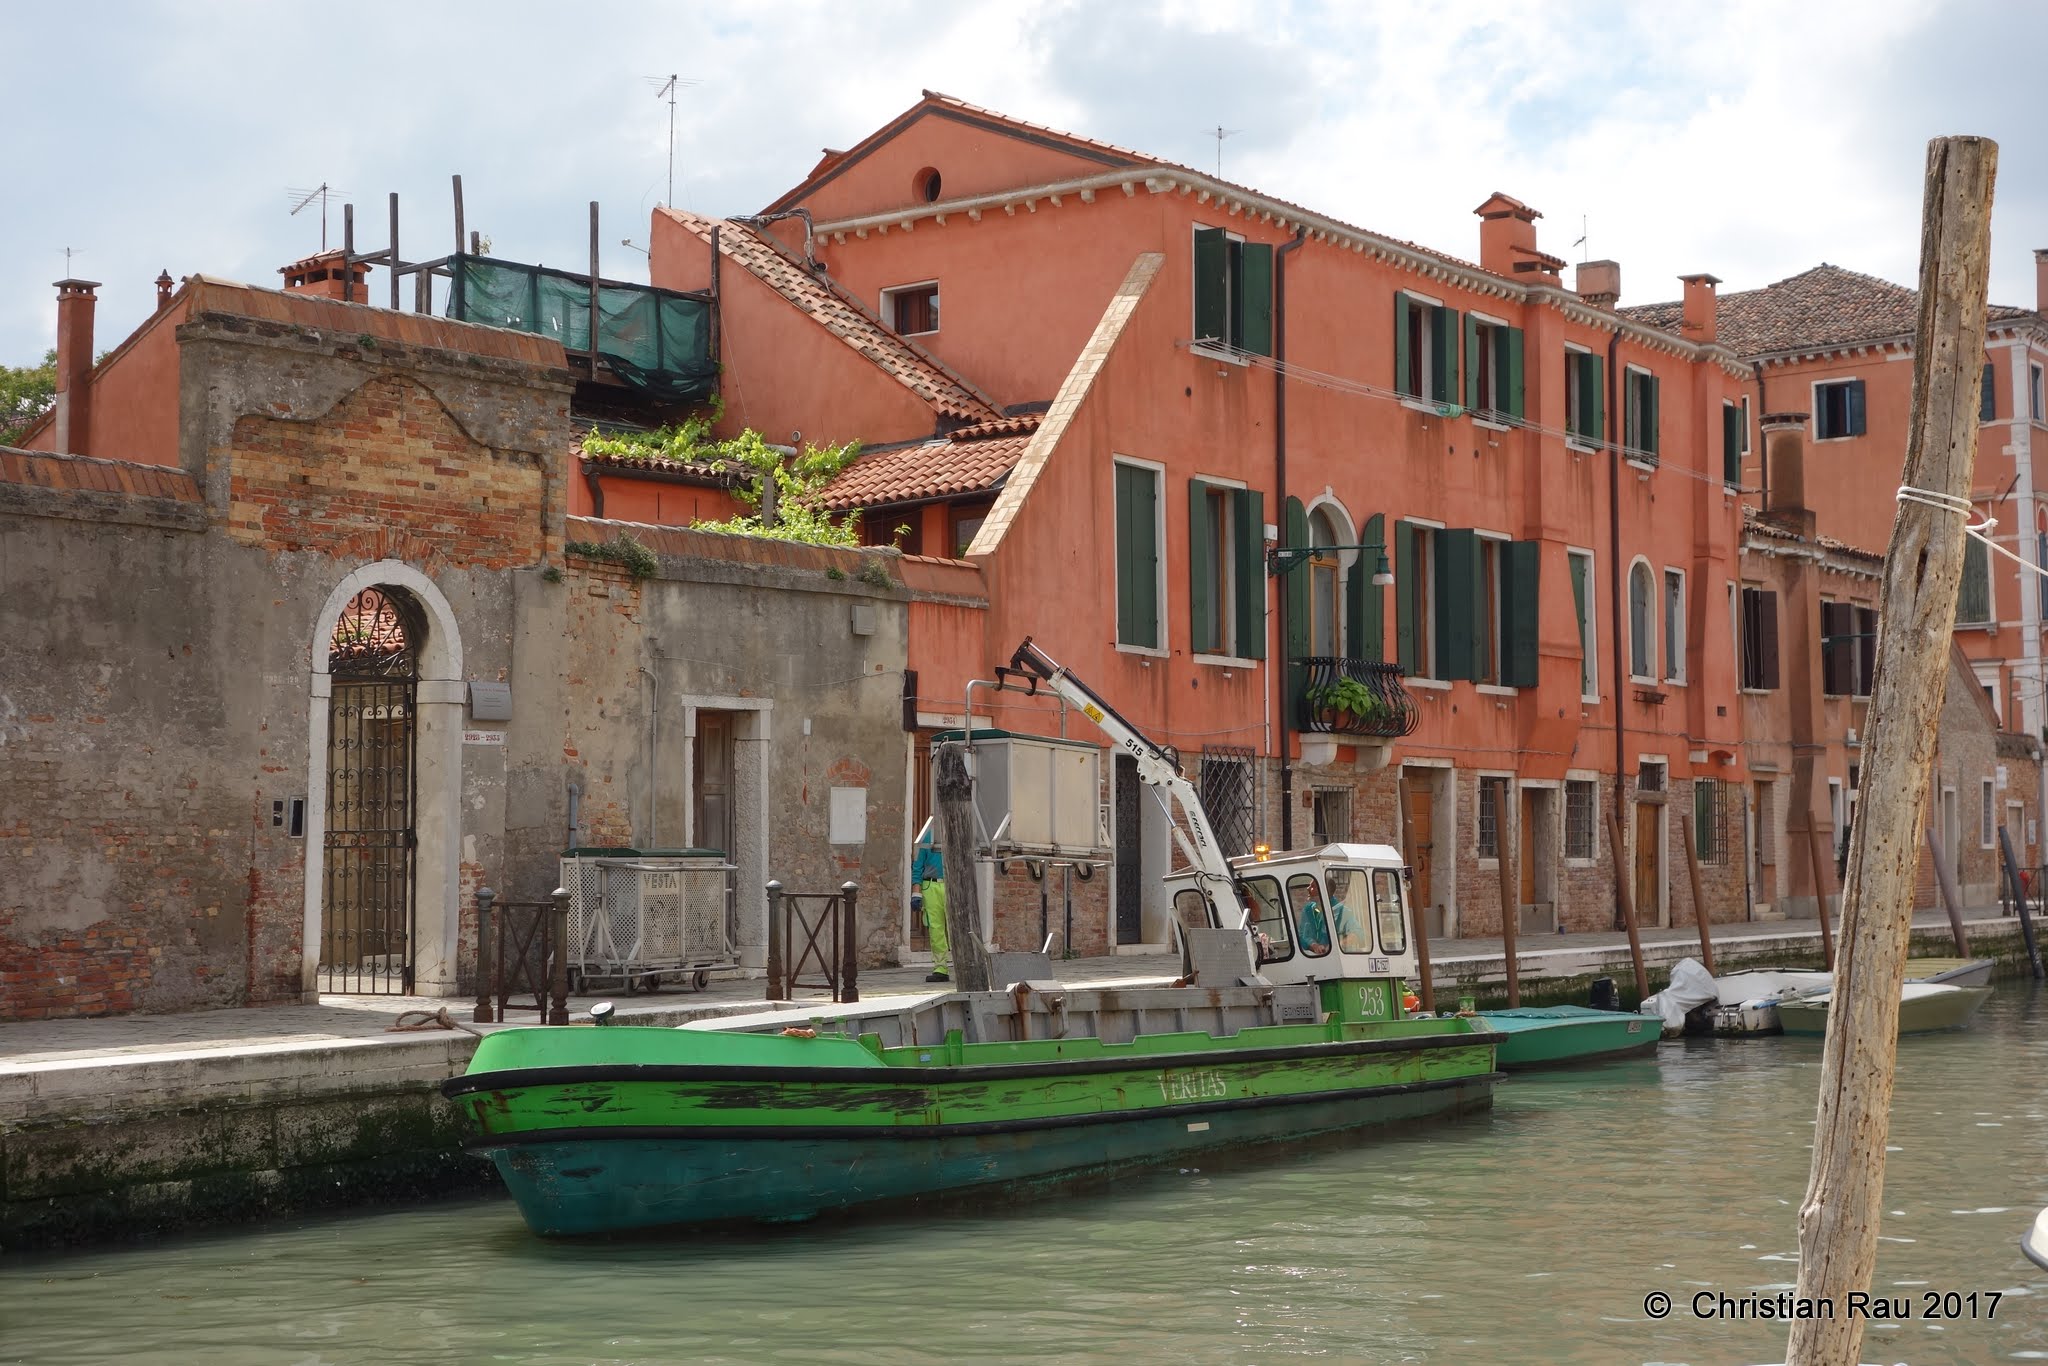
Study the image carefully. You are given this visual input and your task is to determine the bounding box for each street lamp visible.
[1267,542,1395,586]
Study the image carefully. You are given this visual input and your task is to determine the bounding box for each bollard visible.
[765,880,785,1001]
[473,886,497,1024]
[839,881,861,1004]
[548,887,571,1026]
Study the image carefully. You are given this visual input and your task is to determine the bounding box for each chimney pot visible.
[1760,412,1813,529]
[155,270,174,310]
[1678,272,1722,344]
[52,278,100,456]
[1576,259,1621,309]
[2035,248,2048,317]
[280,248,370,303]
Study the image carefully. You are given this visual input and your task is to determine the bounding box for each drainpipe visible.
[1274,227,1309,850]
[639,664,659,848]
[583,462,607,519]
[708,224,722,364]
[1750,360,1770,502]
[1607,327,1627,924]
[567,781,582,849]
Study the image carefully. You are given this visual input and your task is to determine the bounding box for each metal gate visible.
[320,587,422,994]
[1114,753,1142,943]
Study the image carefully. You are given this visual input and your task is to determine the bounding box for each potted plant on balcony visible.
[1307,675,1387,730]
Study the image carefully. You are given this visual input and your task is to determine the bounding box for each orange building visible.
[641,92,1760,954]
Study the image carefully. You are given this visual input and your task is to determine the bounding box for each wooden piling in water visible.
[1496,788,1520,1008]
[1680,820,1716,976]
[1603,811,1649,1001]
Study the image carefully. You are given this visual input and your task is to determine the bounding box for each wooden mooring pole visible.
[1802,826,1838,972]
[934,742,994,992]
[1787,135,1996,1366]
[1603,811,1649,1002]
[1924,825,1973,956]
[1401,773,1434,1012]
[1496,788,1520,1007]
[1679,820,1716,976]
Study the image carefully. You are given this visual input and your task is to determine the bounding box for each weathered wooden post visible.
[1924,825,1973,955]
[1604,811,1650,1002]
[548,887,572,1026]
[765,880,785,1001]
[1679,821,1716,976]
[473,886,496,1024]
[1495,788,1521,1007]
[1787,134,1996,1366]
[1803,827,1838,971]
[838,880,861,1004]
[934,742,994,992]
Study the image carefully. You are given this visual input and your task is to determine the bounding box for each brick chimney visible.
[52,279,100,456]
[1575,259,1621,309]
[2036,248,2048,316]
[1761,411,1814,535]
[1473,193,1563,285]
[280,249,370,302]
[1679,273,1721,343]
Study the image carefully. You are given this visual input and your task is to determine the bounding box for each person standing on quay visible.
[913,833,951,982]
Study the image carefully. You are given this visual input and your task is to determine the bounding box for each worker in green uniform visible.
[913,834,950,982]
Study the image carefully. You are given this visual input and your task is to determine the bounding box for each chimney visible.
[155,270,175,311]
[279,249,370,302]
[1679,273,1722,343]
[1473,192,1563,285]
[2036,248,2048,316]
[1761,412,1813,533]
[52,278,100,456]
[1575,259,1621,309]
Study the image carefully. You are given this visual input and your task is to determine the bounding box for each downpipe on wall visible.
[639,663,659,848]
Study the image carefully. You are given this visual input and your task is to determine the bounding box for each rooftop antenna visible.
[645,75,701,207]
[1207,125,1241,179]
[1572,214,1589,264]
[287,184,348,252]
[61,246,84,276]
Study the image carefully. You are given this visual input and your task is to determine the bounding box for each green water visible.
[6,993,2048,1365]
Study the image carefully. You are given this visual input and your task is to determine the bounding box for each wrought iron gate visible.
[321,587,422,994]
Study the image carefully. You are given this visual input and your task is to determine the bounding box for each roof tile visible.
[823,433,1029,510]
[1622,263,2035,356]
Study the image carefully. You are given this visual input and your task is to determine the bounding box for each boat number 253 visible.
[1159,1069,1229,1103]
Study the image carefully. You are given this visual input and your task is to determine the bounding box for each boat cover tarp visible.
[1640,957,1718,1031]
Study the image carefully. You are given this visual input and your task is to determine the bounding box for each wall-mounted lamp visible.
[1268,542,1395,587]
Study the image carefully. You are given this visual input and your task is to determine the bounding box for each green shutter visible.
[1394,293,1413,396]
[1284,496,1311,662]
[1723,403,1742,484]
[1433,306,1459,404]
[1188,479,1216,654]
[1193,228,1227,346]
[1645,374,1660,459]
[1503,541,1541,688]
[1983,363,1997,422]
[1350,513,1385,662]
[1233,487,1265,659]
[1586,353,1605,443]
[1394,518,1417,674]
[1959,535,1990,623]
[1569,552,1589,692]
[1464,314,1481,412]
[1115,464,1158,648]
[1504,326,1525,419]
[1846,379,1867,437]
[1437,527,1481,682]
[1236,242,1273,357]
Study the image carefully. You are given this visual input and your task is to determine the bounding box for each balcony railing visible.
[1293,657,1419,740]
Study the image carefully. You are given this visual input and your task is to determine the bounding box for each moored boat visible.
[1903,956,1996,988]
[1478,1005,1658,1069]
[1776,981,1992,1037]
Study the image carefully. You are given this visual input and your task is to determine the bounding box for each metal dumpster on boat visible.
[558,847,737,991]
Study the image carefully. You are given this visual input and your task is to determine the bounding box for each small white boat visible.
[1642,957,1998,1037]
[2024,1207,2048,1270]
[1776,980,1992,1037]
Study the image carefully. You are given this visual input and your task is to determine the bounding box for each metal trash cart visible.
[558,847,737,993]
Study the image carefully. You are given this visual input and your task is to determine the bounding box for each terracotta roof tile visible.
[661,211,1002,425]
[571,429,732,482]
[0,449,201,501]
[1622,263,2036,356]
[822,433,1029,510]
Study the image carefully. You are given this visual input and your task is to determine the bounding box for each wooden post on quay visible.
[1679,822,1716,976]
[473,886,496,1024]
[1803,827,1838,971]
[765,880,785,1000]
[1787,135,1996,1366]
[1924,826,1973,956]
[1401,774,1434,1012]
[1604,811,1650,1003]
[1496,790,1521,1007]
[837,881,861,1004]
[547,887,571,1026]
[934,742,994,992]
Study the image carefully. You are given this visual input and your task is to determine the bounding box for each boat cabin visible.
[1163,843,1418,1005]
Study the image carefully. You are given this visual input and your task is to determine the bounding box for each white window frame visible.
[1568,546,1598,702]
[1475,770,1513,864]
[1564,342,1598,451]
[1398,289,1447,408]
[1468,311,1512,426]
[1303,497,1357,659]
[1662,566,1687,685]
[1811,377,1862,442]
[2033,363,2045,424]
[1476,529,1512,689]
[880,279,940,337]
[1191,224,1250,364]
[1191,471,1253,665]
[1112,454,1169,658]
[1401,516,1446,684]
[1623,363,1657,469]
[1627,556,1657,684]
[1563,773,1601,865]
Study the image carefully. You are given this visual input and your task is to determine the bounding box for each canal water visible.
[6,991,2047,1365]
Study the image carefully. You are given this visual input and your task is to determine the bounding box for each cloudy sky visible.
[5,0,2042,362]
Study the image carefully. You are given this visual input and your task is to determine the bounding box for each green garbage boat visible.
[1477,1005,1660,1069]
[446,976,1500,1236]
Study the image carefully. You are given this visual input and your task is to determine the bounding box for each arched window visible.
[1629,561,1655,680]
[1309,506,1346,657]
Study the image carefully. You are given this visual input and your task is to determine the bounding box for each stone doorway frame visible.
[302,562,465,1000]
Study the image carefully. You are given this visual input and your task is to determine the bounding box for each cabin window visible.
[1325,867,1371,954]
[1371,868,1408,954]
[1173,887,1215,931]
[1237,876,1295,964]
[1287,874,1331,957]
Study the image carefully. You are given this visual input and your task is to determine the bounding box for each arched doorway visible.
[320,586,426,993]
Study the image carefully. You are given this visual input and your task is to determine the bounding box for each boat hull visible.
[1777,985,1992,1037]
[1479,1007,1659,1069]
[481,1075,1494,1235]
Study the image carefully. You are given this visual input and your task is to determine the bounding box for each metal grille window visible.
[1477,776,1508,858]
[1199,747,1257,859]
[1565,780,1597,860]
[1311,788,1351,845]
[1694,779,1730,865]
[1638,760,1666,794]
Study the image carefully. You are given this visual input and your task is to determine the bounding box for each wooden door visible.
[1519,790,1537,907]
[694,711,735,856]
[1404,777,1435,910]
[1114,754,1143,944]
[1634,801,1661,926]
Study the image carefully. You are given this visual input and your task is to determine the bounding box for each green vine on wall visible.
[564,533,660,580]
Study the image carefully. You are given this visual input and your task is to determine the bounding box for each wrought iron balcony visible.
[1293,657,1419,739]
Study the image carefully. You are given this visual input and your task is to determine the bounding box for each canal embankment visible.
[2,908,2033,1250]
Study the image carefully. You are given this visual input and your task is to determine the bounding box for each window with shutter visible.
[1820,600,1852,695]
[1662,568,1686,683]
[1722,401,1743,485]
[1740,587,1780,690]
[1395,521,1436,678]
[2033,364,2044,422]
[1567,349,1604,443]
[1983,363,1998,422]
[1436,528,1481,682]
[1431,307,1460,404]
[1192,228,1273,357]
[1114,461,1162,650]
[1503,541,1541,688]
[1628,562,1654,680]
[1568,548,1596,699]
[1626,369,1660,464]
[1957,535,1990,623]
[1853,605,1877,697]
[1232,487,1265,659]
[1467,320,1525,420]
[1815,379,1867,440]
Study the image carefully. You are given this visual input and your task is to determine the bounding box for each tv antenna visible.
[1572,215,1589,263]
[645,74,701,207]
[287,184,349,252]
[61,246,84,277]
[1207,126,1241,178]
